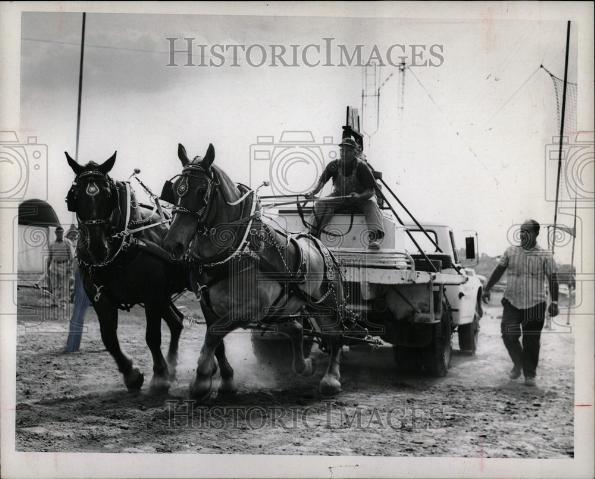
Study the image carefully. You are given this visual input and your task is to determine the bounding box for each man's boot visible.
[509,365,522,380]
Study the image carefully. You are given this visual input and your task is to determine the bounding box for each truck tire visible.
[424,303,452,377]
[251,330,313,370]
[458,302,480,355]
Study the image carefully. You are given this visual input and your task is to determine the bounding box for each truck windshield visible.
[403,230,439,254]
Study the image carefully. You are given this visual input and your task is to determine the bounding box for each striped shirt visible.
[48,240,72,263]
[498,245,557,309]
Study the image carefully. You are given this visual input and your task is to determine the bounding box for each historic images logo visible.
[165,38,444,68]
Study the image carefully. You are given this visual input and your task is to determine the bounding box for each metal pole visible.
[552,20,571,255]
[374,187,439,273]
[75,12,86,161]
[360,89,364,133]
[378,176,443,254]
[567,195,577,325]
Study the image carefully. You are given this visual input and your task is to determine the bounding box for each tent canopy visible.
[19,199,61,227]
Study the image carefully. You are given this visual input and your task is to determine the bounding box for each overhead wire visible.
[481,65,541,128]
[406,65,498,183]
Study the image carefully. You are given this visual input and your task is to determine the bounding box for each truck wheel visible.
[393,345,420,373]
[458,304,480,355]
[251,330,313,370]
[424,304,452,377]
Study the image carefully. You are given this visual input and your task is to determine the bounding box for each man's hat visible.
[339,137,358,149]
[55,226,64,232]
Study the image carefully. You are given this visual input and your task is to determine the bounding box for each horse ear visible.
[202,143,215,169]
[178,143,189,166]
[98,151,117,174]
[65,152,83,176]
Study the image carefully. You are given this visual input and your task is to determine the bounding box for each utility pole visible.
[551,20,571,256]
[75,12,86,161]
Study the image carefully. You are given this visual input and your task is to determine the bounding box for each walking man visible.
[47,226,73,309]
[305,135,385,248]
[482,220,559,386]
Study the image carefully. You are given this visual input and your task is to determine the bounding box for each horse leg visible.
[163,302,184,380]
[190,317,236,401]
[200,301,236,395]
[319,335,342,396]
[215,341,237,395]
[145,303,171,393]
[96,304,144,391]
[287,319,314,376]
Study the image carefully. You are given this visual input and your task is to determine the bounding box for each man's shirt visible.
[319,159,376,195]
[498,245,557,309]
[49,240,72,264]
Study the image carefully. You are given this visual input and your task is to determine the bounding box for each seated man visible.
[305,136,385,249]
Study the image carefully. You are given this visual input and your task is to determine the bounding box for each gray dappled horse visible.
[66,152,187,393]
[163,143,346,400]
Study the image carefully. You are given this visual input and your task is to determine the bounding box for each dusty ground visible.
[16,289,574,457]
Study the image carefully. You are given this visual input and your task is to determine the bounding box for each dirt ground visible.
[15,288,574,457]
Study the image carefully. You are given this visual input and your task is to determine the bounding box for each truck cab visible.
[396,223,483,331]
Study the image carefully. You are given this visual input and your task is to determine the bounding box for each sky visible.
[18,11,582,261]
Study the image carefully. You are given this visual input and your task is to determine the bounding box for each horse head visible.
[65,151,120,264]
[162,143,224,260]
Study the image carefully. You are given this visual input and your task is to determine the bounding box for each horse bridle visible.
[68,170,133,271]
[67,169,119,227]
[162,164,219,225]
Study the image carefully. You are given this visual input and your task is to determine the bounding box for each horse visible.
[162,143,347,400]
[65,151,188,392]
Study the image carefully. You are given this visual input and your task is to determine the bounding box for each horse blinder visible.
[160,180,176,204]
[66,183,78,212]
[67,175,119,224]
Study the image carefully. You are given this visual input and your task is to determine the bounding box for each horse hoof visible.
[125,368,144,391]
[149,376,171,394]
[296,358,315,377]
[218,378,238,396]
[319,375,341,396]
[189,376,214,402]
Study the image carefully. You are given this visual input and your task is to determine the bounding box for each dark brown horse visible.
[66,152,188,392]
[162,143,346,400]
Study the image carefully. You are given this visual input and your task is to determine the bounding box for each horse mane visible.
[211,164,241,204]
[115,181,168,243]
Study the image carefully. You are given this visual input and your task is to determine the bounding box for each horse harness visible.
[68,171,174,306]
[167,166,342,324]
